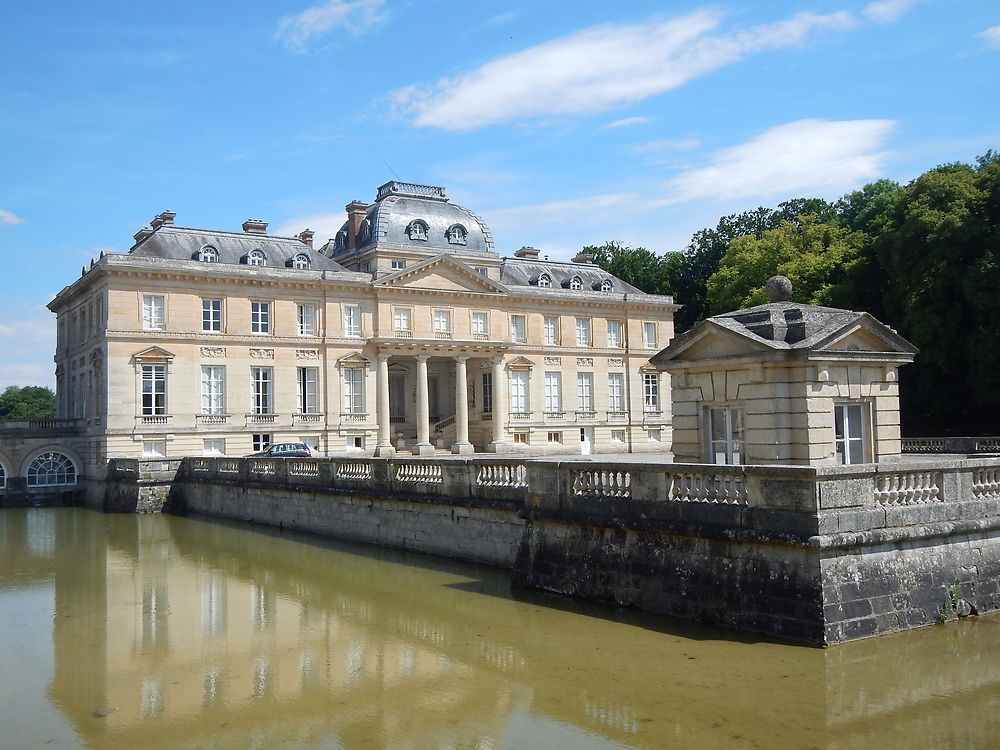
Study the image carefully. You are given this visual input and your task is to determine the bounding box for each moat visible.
[2,508,999,750]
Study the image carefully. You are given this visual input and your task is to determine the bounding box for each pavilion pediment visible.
[375,255,506,295]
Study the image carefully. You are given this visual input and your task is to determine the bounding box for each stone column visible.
[413,354,434,455]
[488,356,511,453]
[452,356,473,454]
[374,353,395,456]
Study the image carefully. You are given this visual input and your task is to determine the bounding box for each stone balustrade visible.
[902,436,1000,454]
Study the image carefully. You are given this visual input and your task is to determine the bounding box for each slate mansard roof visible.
[499,259,647,296]
[130,224,348,272]
[326,181,496,257]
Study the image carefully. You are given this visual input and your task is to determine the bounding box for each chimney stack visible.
[295,229,315,248]
[345,201,368,250]
[242,218,268,234]
[133,227,154,244]
[514,246,540,259]
[150,210,175,230]
[571,250,595,264]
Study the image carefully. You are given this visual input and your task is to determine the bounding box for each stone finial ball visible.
[764,275,793,302]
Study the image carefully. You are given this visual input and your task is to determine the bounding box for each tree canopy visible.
[0,385,56,420]
[591,150,1000,435]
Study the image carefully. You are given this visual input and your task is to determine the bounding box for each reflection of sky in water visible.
[1,508,1000,750]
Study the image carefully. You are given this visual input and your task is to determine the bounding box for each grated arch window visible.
[291,253,310,269]
[246,250,266,267]
[198,245,218,263]
[406,220,428,241]
[569,276,582,290]
[600,279,614,292]
[537,273,552,288]
[27,452,77,487]
[446,224,467,245]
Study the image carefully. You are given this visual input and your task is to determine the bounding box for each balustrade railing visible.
[476,462,528,488]
[972,467,1000,500]
[395,463,443,484]
[288,460,319,477]
[874,470,942,505]
[668,471,747,505]
[335,461,373,482]
[249,459,277,476]
[572,469,631,499]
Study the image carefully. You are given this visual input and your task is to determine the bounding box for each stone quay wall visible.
[107,454,1000,645]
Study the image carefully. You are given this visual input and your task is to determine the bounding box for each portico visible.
[372,340,508,456]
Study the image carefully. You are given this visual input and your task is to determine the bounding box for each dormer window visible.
[246,250,267,267]
[197,245,218,263]
[360,219,371,243]
[600,279,614,293]
[537,273,552,288]
[569,276,582,290]
[290,253,310,269]
[446,224,468,245]
[406,220,428,241]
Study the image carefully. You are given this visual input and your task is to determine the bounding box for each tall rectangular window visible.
[575,318,591,347]
[607,373,624,411]
[643,373,660,412]
[343,305,362,337]
[251,302,270,334]
[297,304,316,336]
[835,403,867,465]
[482,372,493,413]
[343,368,364,413]
[142,295,165,330]
[607,320,623,348]
[393,307,412,333]
[252,434,271,452]
[297,367,318,414]
[509,371,529,413]
[201,366,225,415]
[544,372,562,413]
[643,322,657,348]
[577,372,594,412]
[511,314,527,344]
[709,407,744,464]
[433,309,452,335]
[472,311,488,336]
[202,299,222,332]
[251,367,273,414]
[141,365,167,415]
[543,316,559,345]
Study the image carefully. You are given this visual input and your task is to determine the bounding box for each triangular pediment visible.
[505,356,535,370]
[376,255,507,294]
[336,353,371,367]
[651,322,768,365]
[818,320,917,354]
[131,346,175,362]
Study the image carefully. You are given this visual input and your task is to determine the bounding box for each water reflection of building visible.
[5,508,998,750]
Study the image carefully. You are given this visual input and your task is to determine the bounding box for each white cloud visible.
[394,9,854,130]
[627,138,700,154]
[665,118,895,203]
[862,0,917,24]
[276,0,385,51]
[604,117,651,129]
[978,25,1000,48]
[0,208,25,225]
[0,315,56,388]
[485,192,641,233]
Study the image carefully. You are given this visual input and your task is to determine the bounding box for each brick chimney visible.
[514,246,540,259]
[133,227,154,244]
[149,210,175,230]
[571,250,595,264]
[295,229,315,248]
[345,201,368,250]
[242,218,268,234]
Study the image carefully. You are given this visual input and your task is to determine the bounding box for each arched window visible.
[246,250,266,267]
[537,273,552,288]
[26,452,77,487]
[569,276,583,290]
[0,462,6,489]
[406,220,428,241]
[291,253,310,269]
[600,279,614,292]
[197,245,218,263]
[446,224,467,245]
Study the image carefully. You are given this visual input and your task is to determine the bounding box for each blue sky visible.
[1,0,998,388]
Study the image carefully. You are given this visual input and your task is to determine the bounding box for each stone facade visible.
[650,295,917,466]
[47,181,677,477]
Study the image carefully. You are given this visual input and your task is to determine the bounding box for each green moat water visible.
[1,508,999,750]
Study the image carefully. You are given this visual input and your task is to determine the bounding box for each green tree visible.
[705,215,866,313]
[586,241,673,295]
[0,385,56,420]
